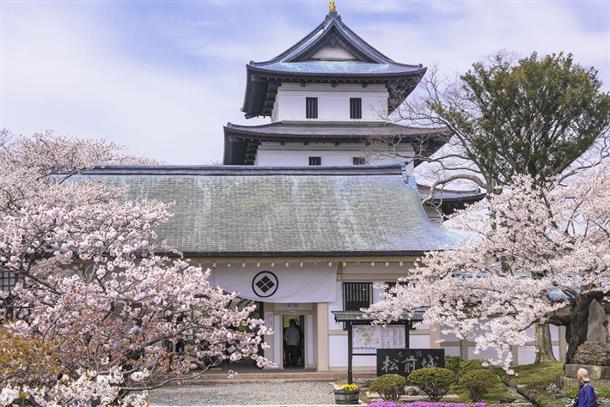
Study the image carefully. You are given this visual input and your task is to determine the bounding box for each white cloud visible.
[1,1,608,165]
[343,0,408,13]
[0,3,246,164]
[355,2,609,83]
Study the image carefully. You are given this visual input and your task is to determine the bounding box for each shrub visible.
[566,386,610,400]
[367,403,486,407]
[444,357,485,379]
[369,374,407,401]
[459,359,484,374]
[459,369,498,402]
[445,356,462,376]
[598,387,610,399]
[408,368,456,401]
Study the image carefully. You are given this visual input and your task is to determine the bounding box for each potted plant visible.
[334,383,360,405]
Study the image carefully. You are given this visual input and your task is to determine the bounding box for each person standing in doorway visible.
[284,319,301,367]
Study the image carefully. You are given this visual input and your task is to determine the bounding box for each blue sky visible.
[1,0,609,164]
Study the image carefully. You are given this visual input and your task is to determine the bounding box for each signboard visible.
[377,349,445,377]
[353,325,405,355]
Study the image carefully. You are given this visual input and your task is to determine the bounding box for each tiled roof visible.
[225,121,448,138]
[75,165,463,257]
[223,122,450,165]
[242,12,426,118]
[248,13,424,75]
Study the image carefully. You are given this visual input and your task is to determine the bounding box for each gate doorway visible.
[282,315,304,369]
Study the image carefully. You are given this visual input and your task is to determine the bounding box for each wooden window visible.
[306,97,318,119]
[350,97,362,119]
[309,156,322,166]
[343,282,372,311]
[0,270,19,292]
[353,156,367,165]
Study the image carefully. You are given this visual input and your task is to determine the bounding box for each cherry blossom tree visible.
[375,52,610,363]
[367,164,610,368]
[0,131,271,406]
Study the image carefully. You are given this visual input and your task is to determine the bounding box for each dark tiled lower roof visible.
[75,165,463,257]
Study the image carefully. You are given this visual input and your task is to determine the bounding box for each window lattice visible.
[0,270,19,292]
[343,282,372,311]
[350,97,362,119]
[306,97,318,119]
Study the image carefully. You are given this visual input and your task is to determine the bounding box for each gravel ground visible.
[150,381,336,406]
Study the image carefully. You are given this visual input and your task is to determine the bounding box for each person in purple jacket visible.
[574,368,598,407]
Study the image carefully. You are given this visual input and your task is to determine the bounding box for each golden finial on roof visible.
[329,0,337,13]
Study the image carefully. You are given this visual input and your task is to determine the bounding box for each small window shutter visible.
[353,157,367,165]
[342,282,372,311]
[306,97,318,119]
[309,156,322,166]
[350,98,362,119]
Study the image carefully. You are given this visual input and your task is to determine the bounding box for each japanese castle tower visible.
[223,2,448,174]
[74,2,556,376]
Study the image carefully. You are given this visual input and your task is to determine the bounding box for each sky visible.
[1,0,609,165]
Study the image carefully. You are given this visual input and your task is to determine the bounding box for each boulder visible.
[573,341,610,366]
[564,364,610,380]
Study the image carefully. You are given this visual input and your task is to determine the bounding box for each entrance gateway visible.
[282,315,305,368]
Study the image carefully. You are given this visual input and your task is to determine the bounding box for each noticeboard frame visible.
[331,311,421,384]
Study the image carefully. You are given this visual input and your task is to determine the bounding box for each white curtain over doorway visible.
[212,266,337,303]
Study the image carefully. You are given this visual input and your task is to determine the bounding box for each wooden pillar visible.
[347,322,353,384]
[316,302,329,371]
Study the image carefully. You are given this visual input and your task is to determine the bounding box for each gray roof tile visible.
[75,165,463,257]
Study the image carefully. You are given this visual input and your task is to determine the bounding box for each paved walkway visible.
[150,381,336,406]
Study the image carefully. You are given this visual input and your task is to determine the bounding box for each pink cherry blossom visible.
[0,131,272,406]
[368,164,610,368]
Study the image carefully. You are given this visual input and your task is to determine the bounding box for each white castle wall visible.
[255,142,414,172]
[272,83,388,122]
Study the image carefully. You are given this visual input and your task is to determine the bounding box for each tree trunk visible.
[564,294,603,363]
[534,323,557,364]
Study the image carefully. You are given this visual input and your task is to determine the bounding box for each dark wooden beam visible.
[347,322,353,384]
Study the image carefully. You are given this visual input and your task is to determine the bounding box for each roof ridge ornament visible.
[329,0,337,15]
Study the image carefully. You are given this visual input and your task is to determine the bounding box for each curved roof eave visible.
[245,63,427,78]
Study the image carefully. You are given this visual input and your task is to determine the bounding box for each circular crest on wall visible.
[251,271,279,298]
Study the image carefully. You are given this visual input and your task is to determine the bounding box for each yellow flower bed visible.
[339,384,359,392]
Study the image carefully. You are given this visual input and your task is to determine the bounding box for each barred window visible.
[343,282,372,311]
[353,156,367,165]
[0,270,19,292]
[309,156,322,166]
[350,97,362,119]
[306,97,318,119]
